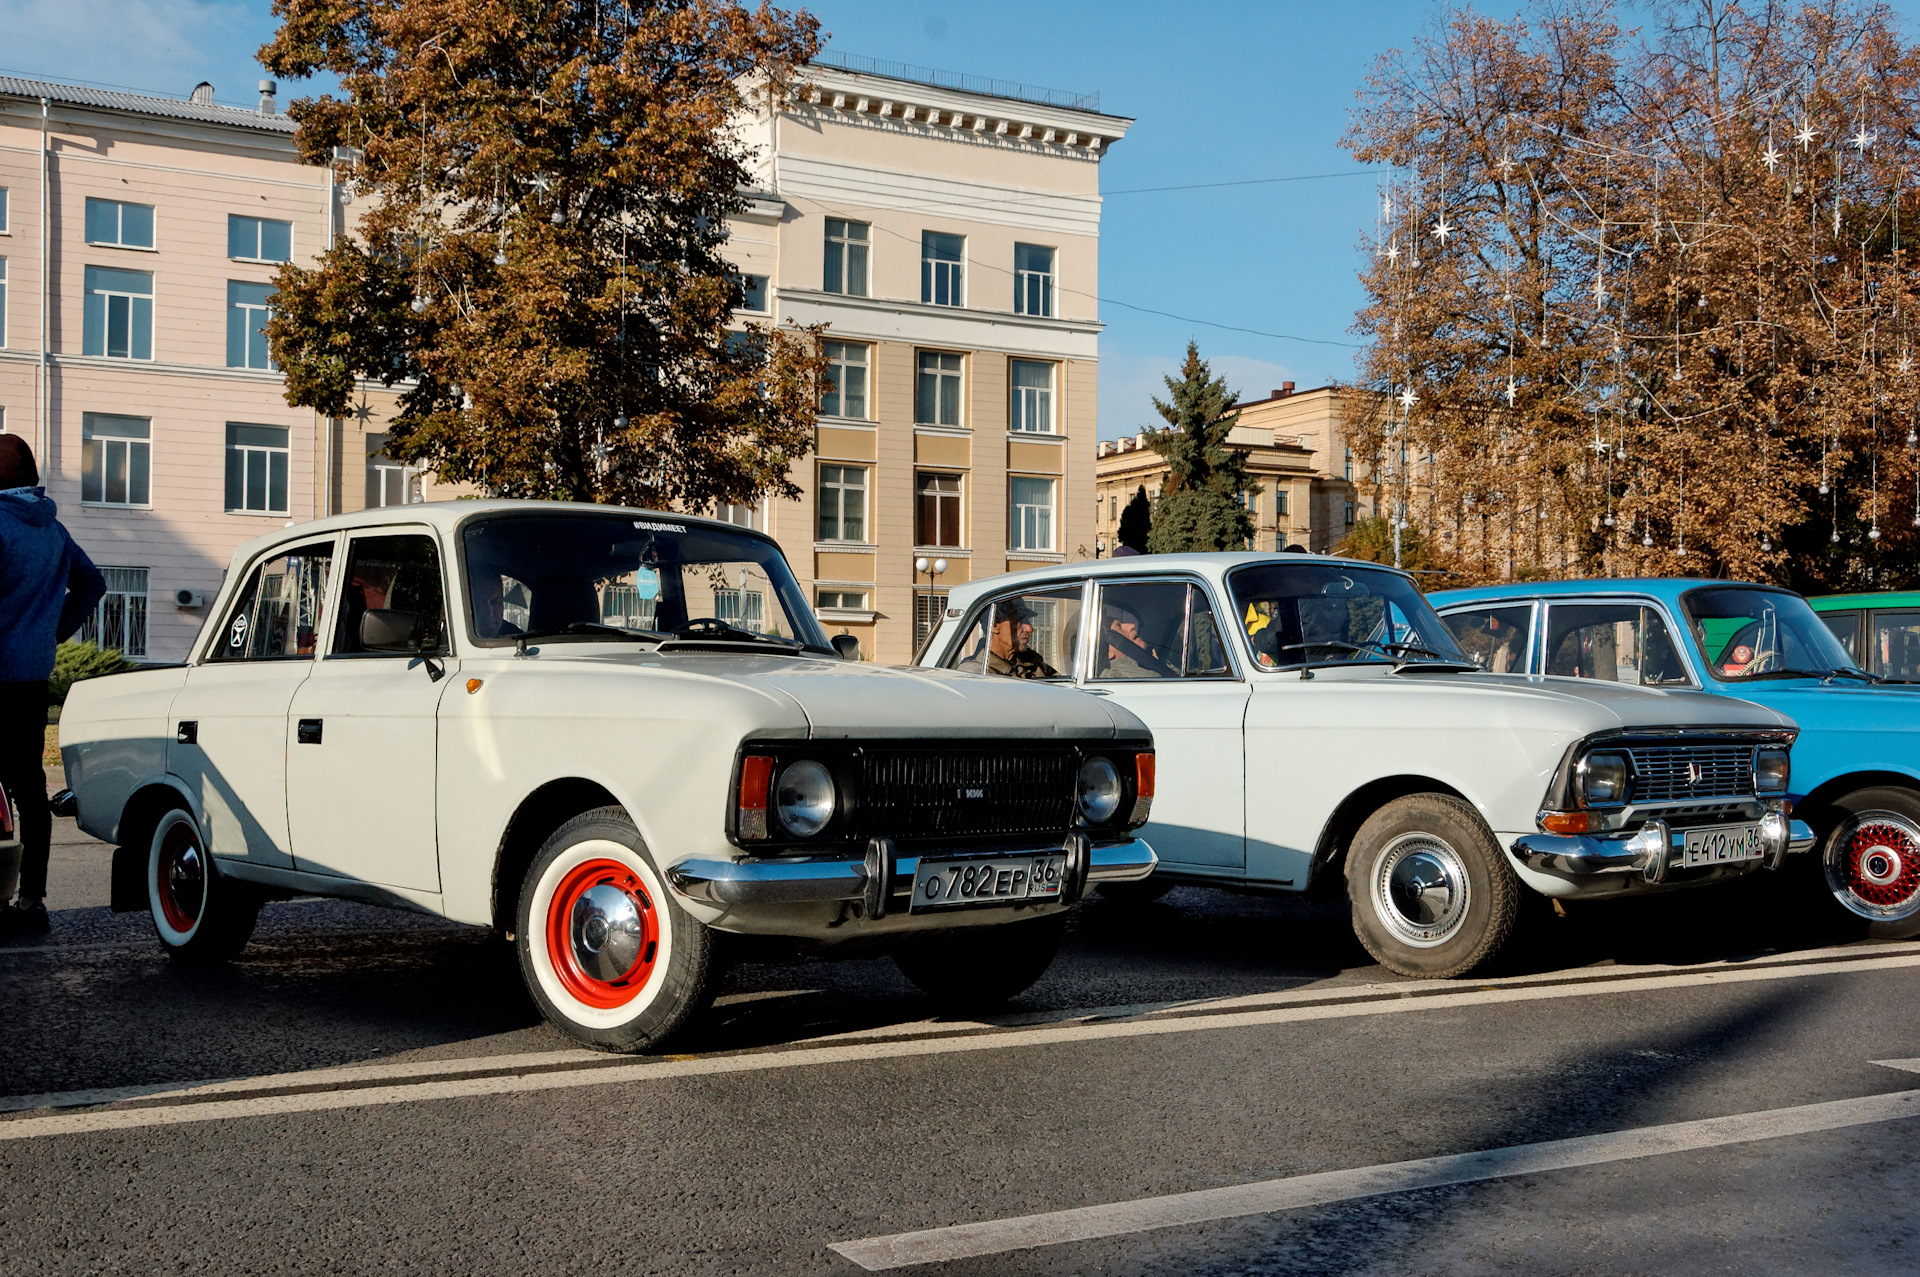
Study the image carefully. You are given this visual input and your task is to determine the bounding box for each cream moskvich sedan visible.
[57,502,1156,1051]
[918,553,1815,978]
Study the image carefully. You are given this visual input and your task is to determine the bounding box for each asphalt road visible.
[4,812,1919,1275]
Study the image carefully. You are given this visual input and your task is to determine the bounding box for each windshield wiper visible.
[1821,667,1883,684]
[512,621,664,654]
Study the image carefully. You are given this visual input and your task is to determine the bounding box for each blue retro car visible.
[1431,578,1920,933]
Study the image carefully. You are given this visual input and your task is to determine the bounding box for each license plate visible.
[1680,823,1765,868]
[910,854,1067,911]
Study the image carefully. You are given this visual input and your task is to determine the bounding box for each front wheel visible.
[1346,793,1520,978]
[516,808,713,1053]
[893,913,1066,1013]
[1818,787,1920,936]
[148,807,260,963]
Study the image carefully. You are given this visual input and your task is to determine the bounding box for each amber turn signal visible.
[737,755,774,840]
[466,678,484,694]
[1539,810,1596,835]
[1129,752,1156,826]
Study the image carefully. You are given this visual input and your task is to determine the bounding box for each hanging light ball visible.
[1908,430,1917,448]
[1762,538,1773,552]
[550,208,565,225]
[1604,513,1615,527]
[494,250,508,267]
[613,415,628,430]
[1615,447,1627,461]
[410,293,427,314]
[1538,508,1549,520]
[1871,526,1883,541]
[1819,481,1830,495]
[1832,529,1842,543]
[1642,532,1653,547]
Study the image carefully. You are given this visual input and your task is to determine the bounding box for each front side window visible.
[365,433,422,508]
[84,198,154,249]
[228,214,292,262]
[461,512,829,650]
[1091,581,1229,681]
[1229,561,1468,671]
[817,463,867,541]
[335,534,448,655]
[225,423,290,514]
[922,231,964,306]
[1870,611,1920,680]
[209,541,334,661]
[1684,587,1861,681]
[78,566,149,658]
[824,218,869,296]
[947,585,1083,679]
[1009,476,1055,551]
[1818,610,1862,664]
[1443,605,1533,673]
[1014,243,1055,317]
[83,266,153,360]
[81,413,151,506]
[821,341,869,419]
[1010,359,1054,433]
[916,471,962,547]
[226,281,276,369]
[1543,603,1691,685]
[916,351,963,426]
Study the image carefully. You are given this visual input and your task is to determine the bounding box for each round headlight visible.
[775,760,835,837]
[1077,756,1123,824]
[1754,746,1790,794]
[1580,751,1631,806]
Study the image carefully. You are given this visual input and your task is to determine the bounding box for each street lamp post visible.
[914,555,948,651]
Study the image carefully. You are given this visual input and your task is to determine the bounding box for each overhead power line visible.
[1104,169,1378,196]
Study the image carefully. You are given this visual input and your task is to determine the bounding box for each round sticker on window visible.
[229,613,250,648]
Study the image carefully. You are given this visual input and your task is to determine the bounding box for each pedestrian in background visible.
[0,435,104,935]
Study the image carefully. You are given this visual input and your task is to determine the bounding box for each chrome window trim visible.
[1441,595,1702,688]
[1087,573,1245,684]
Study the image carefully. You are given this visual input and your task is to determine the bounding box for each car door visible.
[167,536,338,869]
[285,528,457,893]
[1082,578,1250,872]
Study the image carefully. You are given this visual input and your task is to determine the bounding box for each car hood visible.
[567,649,1146,741]
[1370,669,1797,733]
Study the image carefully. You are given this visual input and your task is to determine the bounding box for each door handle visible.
[297,719,323,745]
[176,721,197,744]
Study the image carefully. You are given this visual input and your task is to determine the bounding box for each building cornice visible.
[784,67,1129,160]
[779,287,1102,361]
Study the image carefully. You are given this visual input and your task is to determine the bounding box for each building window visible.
[1010,359,1054,433]
[1246,490,1260,519]
[714,499,767,531]
[365,433,422,508]
[0,187,8,233]
[1010,476,1055,552]
[1109,494,1118,520]
[1276,489,1289,517]
[1343,447,1353,481]
[81,413,151,506]
[914,590,948,654]
[916,351,963,426]
[85,198,154,249]
[916,472,963,547]
[817,588,867,611]
[1344,500,1355,526]
[737,273,769,312]
[824,219,869,296]
[821,341,869,419]
[817,463,867,541]
[1014,243,1055,317]
[83,266,153,360]
[0,257,7,347]
[79,567,148,658]
[921,231,964,306]
[225,423,290,514]
[228,214,292,263]
[227,281,276,369]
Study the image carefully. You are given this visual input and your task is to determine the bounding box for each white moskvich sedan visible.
[58,502,1156,1051]
[917,553,1815,978]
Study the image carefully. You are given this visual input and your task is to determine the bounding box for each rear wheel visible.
[894,913,1066,1013]
[1346,793,1520,978]
[516,808,712,1053]
[1818,787,1920,937]
[148,807,260,963]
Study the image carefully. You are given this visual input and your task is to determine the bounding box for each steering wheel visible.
[674,617,755,642]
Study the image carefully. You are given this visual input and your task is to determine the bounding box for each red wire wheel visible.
[1838,820,1920,912]
[544,858,660,1010]
[155,818,206,934]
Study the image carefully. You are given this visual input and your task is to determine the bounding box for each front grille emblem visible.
[1686,760,1704,787]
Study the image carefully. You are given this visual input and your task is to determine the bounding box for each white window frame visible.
[824,218,870,297]
[84,197,155,250]
[915,470,964,549]
[225,422,290,516]
[80,413,152,508]
[227,280,276,370]
[921,231,964,307]
[1009,359,1055,433]
[1014,243,1055,317]
[737,273,769,313]
[364,432,425,508]
[0,256,7,347]
[821,341,870,420]
[815,588,869,612]
[78,566,149,658]
[916,350,964,427]
[817,463,868,542]
[1009,476,1056,552]
[0,187,9,234]
[83,266,154,361]
[227,214,292,263]
[714,498,768,531]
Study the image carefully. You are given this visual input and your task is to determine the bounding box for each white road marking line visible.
[2,949,1918,1142]
[1875,1058,1920,1074]
[829,1088,1920,1270]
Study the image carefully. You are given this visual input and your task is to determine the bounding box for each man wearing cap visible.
[985,599,1057,679]
[0,436,105,935]
[1100,605,1160,679]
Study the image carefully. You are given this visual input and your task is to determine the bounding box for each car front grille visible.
[858,746,1079,844]
[1628,745,1756,803]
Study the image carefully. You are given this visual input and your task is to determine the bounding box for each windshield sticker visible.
[633,520,687,534]
[634,567,661,602]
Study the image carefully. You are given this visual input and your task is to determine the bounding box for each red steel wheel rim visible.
[545,857,660,1010]
[1841,821,1920,909]
[156,821,204,934]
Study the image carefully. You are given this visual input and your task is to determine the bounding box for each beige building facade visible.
[728,58,1131,660]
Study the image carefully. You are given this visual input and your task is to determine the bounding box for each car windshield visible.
[461,512,829,651]
[1683,587,1862,681]
[1228,561,1470,669]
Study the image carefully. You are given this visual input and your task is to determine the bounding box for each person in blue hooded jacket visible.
[0,435,104,935]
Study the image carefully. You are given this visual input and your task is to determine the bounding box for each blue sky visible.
[6,0,1914,438]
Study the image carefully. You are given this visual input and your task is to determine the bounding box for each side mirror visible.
[360,609,426,653]
[831,634,862,662]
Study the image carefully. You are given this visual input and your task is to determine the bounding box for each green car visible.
[1805,592,1920,682]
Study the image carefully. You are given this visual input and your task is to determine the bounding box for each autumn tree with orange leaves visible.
[1346,0,1920,591]
[259,0,829,508]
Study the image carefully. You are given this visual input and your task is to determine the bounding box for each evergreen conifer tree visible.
[1116,484,1152,553]
[1144,342,1257,553]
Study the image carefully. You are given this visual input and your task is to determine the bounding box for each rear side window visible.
[1870,611,1920,679]
[1093,581,1231,681]
[208,540,334,661]
[1818,610,1861,663]
[1443,605,1533,673]
[1543,603,1690,686]
[333,534,449,655]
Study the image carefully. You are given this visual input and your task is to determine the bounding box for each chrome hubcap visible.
[1373,834,1472,947]
[569,882,645,982]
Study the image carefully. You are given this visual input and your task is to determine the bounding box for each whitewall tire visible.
[147,807,260,963]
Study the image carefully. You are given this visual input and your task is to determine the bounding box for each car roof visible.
[1429,578,1793,608]
[943,552,1416,603]
[1806,590,1920,610]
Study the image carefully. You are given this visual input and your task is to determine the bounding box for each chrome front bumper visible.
[1514,815,1815,884]
[667,833,1157,914]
